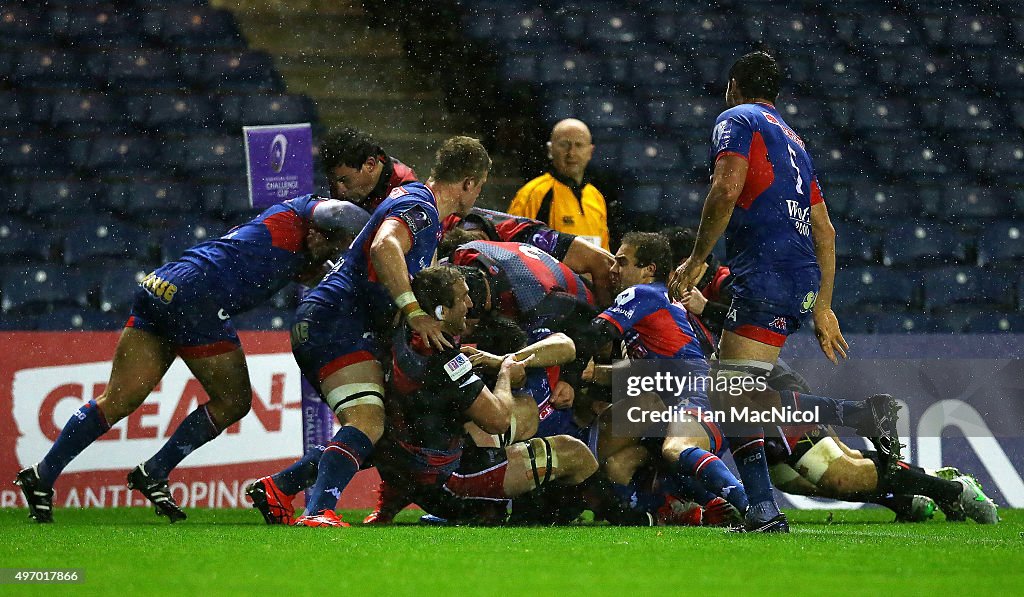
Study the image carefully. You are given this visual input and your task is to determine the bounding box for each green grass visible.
[1,508,1022,596]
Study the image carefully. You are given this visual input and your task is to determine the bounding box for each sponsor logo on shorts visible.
[726,307,737,321]
[141,273,178,304]
[769,316,788,331]
[801,291,817,312]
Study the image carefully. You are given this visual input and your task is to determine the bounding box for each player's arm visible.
[464,354,528,434]
[681,274,734,330]
[671,155,747,297]
[370,218,450,349]
[562,239,616,306]
[809,200,848,364]
[311,199,370,237]
[463,332,575,371]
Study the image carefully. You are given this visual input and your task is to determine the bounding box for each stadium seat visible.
[846,184,914,223]
[966,313,1024,333]
[490,10,557,48]
[143,7,244,49]
[128,94,221,133]
[811,52,865,92]
[882,223,967,266]
[535,52,602,86]
[988,51,1024,96]
[62,219,142,265]
[840,13,921,52]
[619,139,683,174]
[939,186,1010,221]
[11,49,85,89]
[582,11,646,47]
[25,180,100,222]
[160,219,229,262]
[99,266,149,313]
[873,313,956,334]
[983,142,1024,176]
[834,267,916,309]
[620,185,661,215]
[220,94,317,128]
[774,98,832,135]
[0,5,51,48]
[870,136,958,182]
[1,265,75,314]
[947,15,1006,47]
[95,50,183,91]
[666,96,721,133]
[654,13,739,48]
[920,94,998,132]
[0,136,67,178]
[53,7,143,48]
[105,181,199,219]
[0,217,50,263]
[923,267,987,312]
[630,52,691,90]
[834,311,873,334]
[849,97,915,132]
[833,222,875,264]
[0,91,35,136]
[71,135,163,177]
[877,49,962,93]
[181,50,283,93]
[661,185,706,224]
[744,14,832,49]
[33,307,124,331]
[977,221,1024,267]
[167,135,246,178]
[811,146,875,185]
[232,307,292,331]
[578,94,640,131]
[46,92,124,134]
[499,53,538,82]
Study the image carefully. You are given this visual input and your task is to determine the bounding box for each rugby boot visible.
[701,496,744,527]
[246,476,295,525]
[734,512,791,533]
[656,495,703,526]
[894,496,937,523]
[15,466,54,523]
[940,475,999,524]
[127,465,187,523]
[862,394,903,477]
[362,479,410,524]
[293,509,350,527]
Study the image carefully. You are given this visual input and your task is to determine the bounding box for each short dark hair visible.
[621,231,673,283]
[454,265,489,318]
[729,51,781,101]
[661,226,696,266]
[412,266,465,315]
[438,227,481,262]
[320,127,382,171]
[470,314,527,356]
[431,136,491,183]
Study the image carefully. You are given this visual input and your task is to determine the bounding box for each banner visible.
[0,332,379,511]
[243,123,314,210]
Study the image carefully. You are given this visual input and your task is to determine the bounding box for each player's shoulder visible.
[429,345,474,384]
[517,172,555,197]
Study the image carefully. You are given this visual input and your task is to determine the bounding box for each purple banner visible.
[243,123,314,210]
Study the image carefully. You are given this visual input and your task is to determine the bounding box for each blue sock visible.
[659,473,717,506]
[305,426,374,515]
[777,390,847,426]
[144,405,221,479]
[677,447,748,513]
[37,400,111,488]
[611,479,662,513]
[730,433,778,519]
[272,445,326,496]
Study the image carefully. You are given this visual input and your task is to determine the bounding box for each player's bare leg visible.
[17,327,175,523]
[294,360,385,526]
[465,392,539,448]
[129,346,252,522]
[502,435,598,495]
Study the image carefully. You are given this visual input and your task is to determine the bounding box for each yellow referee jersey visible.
[508,171,610,251]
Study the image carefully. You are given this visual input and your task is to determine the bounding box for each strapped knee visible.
[324,383,384,415]
[793,436,845,484]
[521,437,558,489]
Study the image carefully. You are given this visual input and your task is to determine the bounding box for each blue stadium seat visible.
[0,136,66,178]
[202,183,254,219]
[220,94,317,128]
[96,50,182,91]
[923,267,985,312]
[966,314,1024,333]
[654,13,739,48]
[850,97,915,131]
[579,94,640,131]
[499,53,538,82]
[33,307,124,331]
[661,184,706,225]
[490,10,557,48]
[160,219,229,262]
[947,15,1006,47]
[834,267,915,309]
[181,50,283,93]
[877,49,962,92]
[11,49,85,89]
[833,223,874,264]
[168,135,246,178]
[0,6,52,48]
[840,13,921,52]
[129,94,221,133]
[977,222,1024,267]
[882,223,966,266]
[63,219,142,265]
[666,96,720,133]
[0,217,49,263]
[835,311,874,334]
[47,92,124,134]
[811,52,865,92]
[232,307,292,331]
[619,139,683,174]
[105,181,199,218]
[775,98,832,134]
[810,145,874,184]
[0,91,34,135]
[873,313,955,334]
[99,266,149,313]
[621,185,661,215]
[982,142,1024,176]
[535,52,602,86]
[920,94,998,132]
[143,7,244,49]
[869,136,958,182]
[53,7,142,48]
[744,14,832,48]
[988,52,1024,96]
[631,52,691,90]
[26,180,100,221]
[939,186,1010,220]
[1,265,74,314]
[846,184,914,223]
[72,135,163,177]
[583,11,646,47]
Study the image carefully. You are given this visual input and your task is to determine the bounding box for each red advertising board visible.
[0,332,380,511]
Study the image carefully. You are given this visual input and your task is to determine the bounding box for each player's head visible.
[727,51,781,107]
[412,266,472,335]
[431,136,491,216]
[455,264,491,320]
[548,118,594,184]
[660,226,697,266]
[304,227,350,263]
[321,127,386,204]
[610,232,673,293]
[438,227,485,262]
[468,314,527,356]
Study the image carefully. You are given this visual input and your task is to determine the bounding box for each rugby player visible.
[253,137,490,527]
[669,51,878,532]
[321,127,418,211]
[16,194,370,523]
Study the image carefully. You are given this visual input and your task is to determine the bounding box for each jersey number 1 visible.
[787,144,804,196]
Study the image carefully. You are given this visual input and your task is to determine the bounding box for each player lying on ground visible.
[253,138,490,526]
[16,194,370,523]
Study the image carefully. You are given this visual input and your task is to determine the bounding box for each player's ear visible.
[364,156,377,172]
[546,141,553,159]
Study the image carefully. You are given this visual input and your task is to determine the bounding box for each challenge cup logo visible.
[270,134,288,173]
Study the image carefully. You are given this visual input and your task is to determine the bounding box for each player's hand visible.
[551,380,575,409]
[462,345,504,369]
[813,307,848,365]
[500,353,534,381]
[409,313,452,350]
[669,257,702,300]
[679,288,708,315]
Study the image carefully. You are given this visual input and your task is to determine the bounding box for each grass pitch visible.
[1,507,1022,596]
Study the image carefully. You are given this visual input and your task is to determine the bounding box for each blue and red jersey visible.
[443,208,575,262]
[597,282,704,362]
[451,240,593,320]
[176,194,325,315]
[710,102,824,277]
[302,182,441,317]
